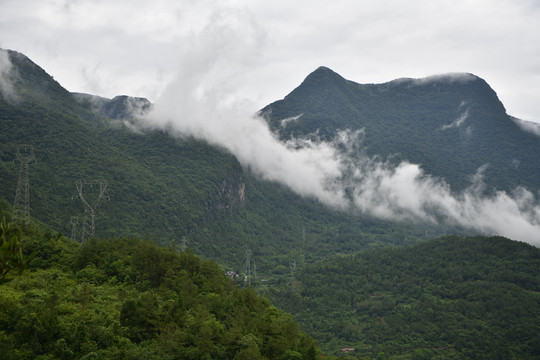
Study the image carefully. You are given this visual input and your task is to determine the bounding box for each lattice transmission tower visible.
[181,236,187,252]
[244,249,252,287]
[12,145,35,226]
[70,216,79,242]
[75,179,108,243]
[289,260,296,285]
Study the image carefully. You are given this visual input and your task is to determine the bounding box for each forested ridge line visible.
[0,216,320,360]
[272,235,540,358]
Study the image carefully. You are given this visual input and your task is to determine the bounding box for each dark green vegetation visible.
[0,49,441,278]
[0,217,34,284]
[2,49,540,358]
[272,236,540,359]
[0,219,319,359]
[262,67,540,192]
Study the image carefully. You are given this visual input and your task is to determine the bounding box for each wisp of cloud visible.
[0,49,18,102]
[140,8,540,246]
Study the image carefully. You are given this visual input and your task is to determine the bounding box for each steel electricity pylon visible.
[70,216,79,242]
[290,260,296,284]
[181,236,187,252]
[244,249,252,287]
[12,145,35,226]
[75,179,108,243]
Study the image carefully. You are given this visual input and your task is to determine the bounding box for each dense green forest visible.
[0,49,443,277]
[262,66,540,192]
[2,49,540,358]
[0,215,320,360]
[3,211,539,359]
[272,236,540,358]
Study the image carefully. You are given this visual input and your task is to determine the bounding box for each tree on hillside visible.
[0,217,34,283]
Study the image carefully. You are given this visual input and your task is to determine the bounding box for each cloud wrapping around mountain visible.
[141,9,540,246]
[0,50,18,102]
[512,117,540,138]
[442,108,469,130]
[346,155,540,244]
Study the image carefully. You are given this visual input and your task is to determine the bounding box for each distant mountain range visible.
[2,48,540,358]
[0,49,439,276]
[1,48,539,274]
[272,235,540,357]
[71,93,152,120]
[262,66,540,192]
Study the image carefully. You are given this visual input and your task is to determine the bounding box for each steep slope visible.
[272,235,540,358]
[0,49,435,277]
[72,93,152,120]
[262,67,540,192]
[0,221,320,359]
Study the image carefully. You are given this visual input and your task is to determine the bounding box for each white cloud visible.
[442,108,470,130]
[0,0,539,121]
[142,8,346,208]
[348,156,540,245]
[0,49,18,102]
[133,9,540,246]
[2,0,540,245]
[279,114,303,128]
[512,117,540,138]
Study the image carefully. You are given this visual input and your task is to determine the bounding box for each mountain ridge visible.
[72,93,152,120]
[262,65,540,192]
[1,49,539,359]
[272,234,540,357]
[2,48,540,250]
[2,48,442,276]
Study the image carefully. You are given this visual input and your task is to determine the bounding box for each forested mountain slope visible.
[0,220,319,359]
[262,66,540,192]
[2,49,540,359]
[271,235,540,358]
[0,49,443,276]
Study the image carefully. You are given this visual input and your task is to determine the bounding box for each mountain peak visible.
[103,95,152,119]
[312,65,339,74]
[280,66,350,106]
[389,72,482,87]
[72,93,152,120]
[1,48,70,102]
[303,66,346,84]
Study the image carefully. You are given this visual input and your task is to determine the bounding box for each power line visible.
[290,260,296,285]
[75,179,108,243]
[181,236,187,252]
[302,226,306,253]
[13,145,35,226]
[244,249,252,287]
[70,216,79,242]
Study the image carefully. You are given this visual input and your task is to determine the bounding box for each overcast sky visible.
[1,0,539,121]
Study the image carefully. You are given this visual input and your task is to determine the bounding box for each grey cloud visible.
[134,8,540,246]
[2,0,540,245]
[279,114,303,128]
[2,0,540,121]
[512,117,540,138]
[347,154,540,245]
[0,49,19,102]
[442,108,470,130]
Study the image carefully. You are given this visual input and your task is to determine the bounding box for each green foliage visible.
[272,236,540,359]
[3,49,540,359]
[0,49,441,279]
[262,67,540,193]
[0,229,320,359]
[0,217,34,283]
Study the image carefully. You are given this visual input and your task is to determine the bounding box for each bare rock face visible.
[217,178,245,212]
